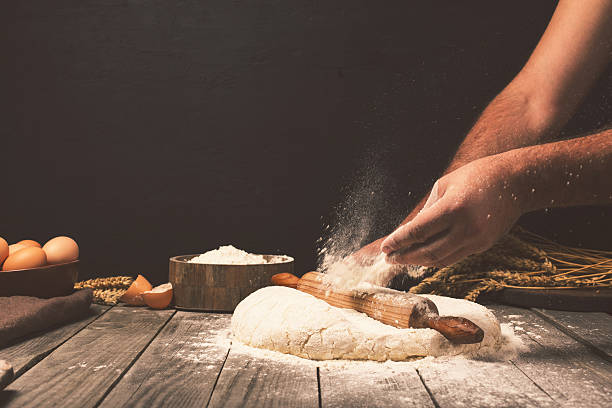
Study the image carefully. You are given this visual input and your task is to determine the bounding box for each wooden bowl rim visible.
[0,259,79,274]
[170,254,294,266]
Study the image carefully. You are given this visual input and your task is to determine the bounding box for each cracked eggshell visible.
[143,283,173,309]
[120,275,153,306]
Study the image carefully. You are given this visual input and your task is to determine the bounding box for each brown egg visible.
[0,237,8,266]
[17,239,41,248]
[120,275,153,306]
[42,236,79,265]
[8,243,27,256]
[2,247,47,271]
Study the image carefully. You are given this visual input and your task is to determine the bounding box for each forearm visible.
[500,128,612,212]
[405,0,612,220]
[448,81,561,173]
[359,0,612,257]
[398,80,560,227]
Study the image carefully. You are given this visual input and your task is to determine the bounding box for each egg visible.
[8,243,27,256]
[0,237,8,266]
[142,283,173,309]
[2,247,47,271]
[17,239,41,248]
[120,275,153,306]
[42,236,79,265]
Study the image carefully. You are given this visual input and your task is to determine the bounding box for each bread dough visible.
[232,286,503,361]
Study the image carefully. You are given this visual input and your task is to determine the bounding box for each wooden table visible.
[1,304,610,407]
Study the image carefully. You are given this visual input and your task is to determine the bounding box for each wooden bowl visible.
[169,254,294,311]
[0,260,79,298]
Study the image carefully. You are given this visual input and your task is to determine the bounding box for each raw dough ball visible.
[232,286,502,361]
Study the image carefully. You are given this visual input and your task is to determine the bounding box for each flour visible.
[232,286,524,361]
[188,245,269,265]
[322,253,429,290]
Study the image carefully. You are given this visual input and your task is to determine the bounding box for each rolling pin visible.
[271,272,484,344]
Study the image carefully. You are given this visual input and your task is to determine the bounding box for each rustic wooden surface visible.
[533,309,612,359]
[319,365,434,408]
[0,305,108,378]
[1,303,610,407]
[491,306,612,407]
[98,312,231,408]
[1,307,174,407]
[209,347,319,408]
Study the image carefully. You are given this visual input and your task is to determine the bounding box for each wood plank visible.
[532,309,612,359]
[416,358,555,407]
[0,305,108,378]
[97,312,231,408]
[319,364,434,408]
[1,306,174,408]
[491,305,612,408]
[208,346,318,408]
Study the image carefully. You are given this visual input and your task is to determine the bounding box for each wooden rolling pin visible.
[271,272,484,344]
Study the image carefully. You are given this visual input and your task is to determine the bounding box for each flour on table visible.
[189,245,270,265]
[232,286,520,361]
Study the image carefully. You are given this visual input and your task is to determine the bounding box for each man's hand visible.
[354,0,611,268]
[380,128,612,267]
[380,155,522,267]
[351,237,386,264]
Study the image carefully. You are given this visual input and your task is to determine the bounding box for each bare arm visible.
[355,0,612,260]
[381,128,612,267]
[449,0,612,171]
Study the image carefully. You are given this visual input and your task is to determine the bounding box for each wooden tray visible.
[169,254,293,312]
[479,287,612,312]
[0,261,79,298]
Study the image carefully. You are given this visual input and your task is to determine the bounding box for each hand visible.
[350,237,386,266]
[380,155,524,267]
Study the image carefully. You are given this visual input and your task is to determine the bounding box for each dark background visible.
[2,1,610,284]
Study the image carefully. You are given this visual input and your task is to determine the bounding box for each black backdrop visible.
[2,1,610,284]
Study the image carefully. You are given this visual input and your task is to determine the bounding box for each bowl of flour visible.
[169,245,294,312]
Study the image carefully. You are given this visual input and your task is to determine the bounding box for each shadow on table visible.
[0,389,18,405]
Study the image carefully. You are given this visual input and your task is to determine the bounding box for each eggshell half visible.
[120,275,153,306]
[143,283,173,309]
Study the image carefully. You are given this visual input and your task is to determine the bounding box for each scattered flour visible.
[232,286,525,361]
[323,253,428,290]
[188,245,274,265]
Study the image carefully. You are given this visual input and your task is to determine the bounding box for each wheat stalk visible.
[406,226,611,300]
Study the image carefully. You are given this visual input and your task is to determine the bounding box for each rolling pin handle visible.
[270,273,300,289]
[427,315,485,344]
